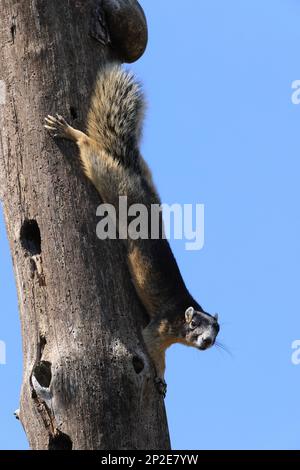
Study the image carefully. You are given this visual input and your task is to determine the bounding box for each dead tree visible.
[0,0,171,450]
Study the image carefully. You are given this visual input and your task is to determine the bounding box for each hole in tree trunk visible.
[39,335,47,355]
[33,361,52,388]
[20,219,41,255]
[70,106,78,120]
[10,19,16,43]
[48,431,73,450]
[132,355,144,374]
[29,258,37,278]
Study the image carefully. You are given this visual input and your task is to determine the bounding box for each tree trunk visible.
[0,0,170,450]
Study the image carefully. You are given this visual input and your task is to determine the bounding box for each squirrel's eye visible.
[190,320,197,329]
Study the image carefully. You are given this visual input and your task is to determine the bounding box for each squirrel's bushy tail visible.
[87,65,145,161]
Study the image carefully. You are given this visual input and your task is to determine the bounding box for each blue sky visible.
[1,0,300,450]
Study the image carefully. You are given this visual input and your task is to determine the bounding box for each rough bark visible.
[0,0,170,450]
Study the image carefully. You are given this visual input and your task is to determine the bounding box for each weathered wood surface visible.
[0,0,170,450]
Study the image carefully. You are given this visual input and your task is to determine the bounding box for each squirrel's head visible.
[183,307,219,350]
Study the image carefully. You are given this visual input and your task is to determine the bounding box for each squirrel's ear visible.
[185,307,194,324]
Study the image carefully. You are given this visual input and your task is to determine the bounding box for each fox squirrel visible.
[44,65,220,397]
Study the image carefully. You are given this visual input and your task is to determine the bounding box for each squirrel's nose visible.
[202,337,213,349]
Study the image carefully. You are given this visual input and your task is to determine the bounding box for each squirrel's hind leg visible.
[44,113,101,186]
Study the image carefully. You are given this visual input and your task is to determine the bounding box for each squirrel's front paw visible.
[44,114,70,138]
[154,377,167,398]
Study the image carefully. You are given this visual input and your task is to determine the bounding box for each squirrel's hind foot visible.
[44,114,71,139]
[155,377,167,398]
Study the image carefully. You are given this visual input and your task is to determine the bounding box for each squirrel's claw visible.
[44,114,70,138]
[56,113,68,126]
[154,377,167,398]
